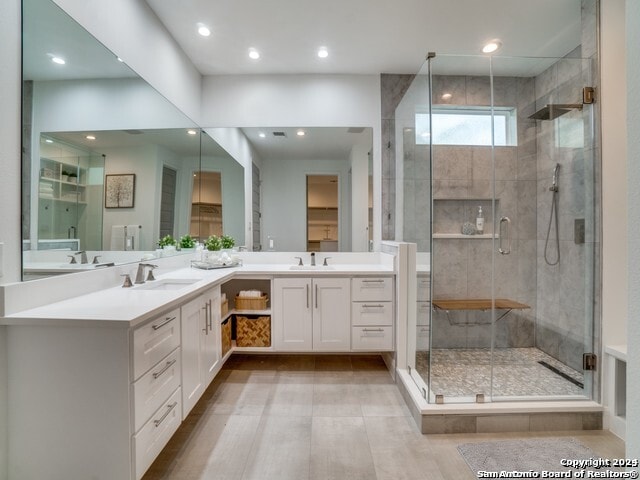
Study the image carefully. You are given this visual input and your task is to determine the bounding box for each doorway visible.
[306,175,338,252]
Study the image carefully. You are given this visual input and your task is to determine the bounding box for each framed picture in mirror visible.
[105,174,136,208]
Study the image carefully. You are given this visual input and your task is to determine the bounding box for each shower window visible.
[415,106,517,146]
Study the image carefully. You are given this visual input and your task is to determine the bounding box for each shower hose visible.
[544,188,560,266]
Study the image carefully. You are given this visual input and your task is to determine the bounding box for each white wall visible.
[261,157,351,252]
[600,0,628,436]
[201,75,383,249]
[626,0,640,461]
[101,145,170,251]
[0,1,20,477]
[51,0,202,124]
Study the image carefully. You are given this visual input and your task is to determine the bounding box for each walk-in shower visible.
[397,53,599,405]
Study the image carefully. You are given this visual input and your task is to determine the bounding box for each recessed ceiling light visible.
[116,57,124,63]
[86,135,96,140]
[45,139,53,143]
[258,132,266,138]
[296,130,306,137]
[482,40,502,54]
[441,93,452,100]
[197,24,211,37]
[248,48,260,60]
[187,130,197,135]
[317,47,329,58]
[51,56,66,65]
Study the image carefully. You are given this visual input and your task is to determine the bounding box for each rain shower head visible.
[528,103,583,121]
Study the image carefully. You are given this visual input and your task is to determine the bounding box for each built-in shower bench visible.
[432,298,530,324]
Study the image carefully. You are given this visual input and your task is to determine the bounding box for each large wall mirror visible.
[21,0,245,279]
[21,0,374,280]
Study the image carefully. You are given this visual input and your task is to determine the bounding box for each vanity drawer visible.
[416,301,431,326]
[133,308,180,380]
[132,348,181,433]
[351,326,393,351]
[133,387,182,480]
[352,277,393,302]
[351,302,393,326]
[417,276,431,302]
[416,325,430,351]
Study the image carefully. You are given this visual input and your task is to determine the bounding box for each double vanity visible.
[0,252,396,480]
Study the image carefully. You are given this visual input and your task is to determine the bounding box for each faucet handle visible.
[294,256,303,266]
[67,255,77,264]
[323,257,331,266]
[92,255,101,264]
[146,265,158,281]
[121,274,133,288]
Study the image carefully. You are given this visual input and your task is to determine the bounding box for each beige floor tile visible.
[264,373,315,416]
[364,416,446,480]
[310,416,377,480]
[312,383,363,417]
[360,383,411,417]
[208,377,274,415]
[241,415,312,480]
[315,355,353,371]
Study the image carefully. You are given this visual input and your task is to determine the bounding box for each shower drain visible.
[537,361,584,389]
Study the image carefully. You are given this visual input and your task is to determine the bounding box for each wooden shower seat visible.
[432,298,530,324]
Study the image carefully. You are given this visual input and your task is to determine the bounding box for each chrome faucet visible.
[135,263,158,284]
[75,251,88,264]
[310,252,316,266]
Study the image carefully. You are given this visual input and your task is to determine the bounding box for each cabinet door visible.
[273,278,313,351]
[202,287,222,385]
[313,278,351,351]
[181,295,205,417]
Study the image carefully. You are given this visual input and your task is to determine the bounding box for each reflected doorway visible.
[307,175,338,252]
[191,171,222,240]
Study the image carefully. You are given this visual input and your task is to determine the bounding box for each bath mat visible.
[458,438,619,478]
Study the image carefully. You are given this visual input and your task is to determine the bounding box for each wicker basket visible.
[235,294,268,310]
[235,315,271,347]
[221,298,229,317]
[221,318,232,357]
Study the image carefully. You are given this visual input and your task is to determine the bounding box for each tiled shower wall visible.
[426,75,538,350]
[534,0,601,374]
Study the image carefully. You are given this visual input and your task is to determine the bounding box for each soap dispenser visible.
[476,206,484,234]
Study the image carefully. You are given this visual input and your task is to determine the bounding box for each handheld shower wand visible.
[550,163,560,192]
[544,163,561,265]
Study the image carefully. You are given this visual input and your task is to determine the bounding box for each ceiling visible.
[144,0,582,75]
[241,127,372,161]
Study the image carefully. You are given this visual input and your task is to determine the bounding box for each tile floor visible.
[416,348,585,398]
[143,354,624,480]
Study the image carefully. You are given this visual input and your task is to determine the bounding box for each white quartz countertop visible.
[1,263,394,328]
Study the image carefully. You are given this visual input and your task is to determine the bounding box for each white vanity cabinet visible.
[181,285,221,417]
[351,277,394,351]
[273,277,351,351]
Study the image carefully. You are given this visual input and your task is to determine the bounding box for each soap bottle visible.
[476,206,484,235]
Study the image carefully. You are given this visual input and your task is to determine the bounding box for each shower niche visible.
[432,198,498,239]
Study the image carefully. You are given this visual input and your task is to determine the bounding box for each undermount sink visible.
[135,278,200,290]
[289,265,335,270]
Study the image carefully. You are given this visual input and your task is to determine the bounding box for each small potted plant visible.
[158,234,177,252]
[220,234,235,251]
[205,235,222,251]
[68,171,78,184]
[61,170,70,182]
[179,234,196,250]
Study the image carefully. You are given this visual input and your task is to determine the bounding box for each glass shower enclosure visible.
[400,54,599,403]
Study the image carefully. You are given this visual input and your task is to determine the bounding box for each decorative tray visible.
[190,260,241,270]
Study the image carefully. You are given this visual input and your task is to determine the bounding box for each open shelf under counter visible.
[231,340,275,352]
[222,309,271,323]
[432,233,498,239]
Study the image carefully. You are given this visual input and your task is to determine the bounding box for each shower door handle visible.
[498,216,511,255]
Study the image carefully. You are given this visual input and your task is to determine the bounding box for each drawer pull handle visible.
[152,316,176,330]
[362,304,384,308]
[152,359,177,379]
[362,328,384,332]
[362,279,384,283]
[154,401,178,427]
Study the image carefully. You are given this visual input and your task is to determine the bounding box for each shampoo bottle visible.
[476,206,484,234]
